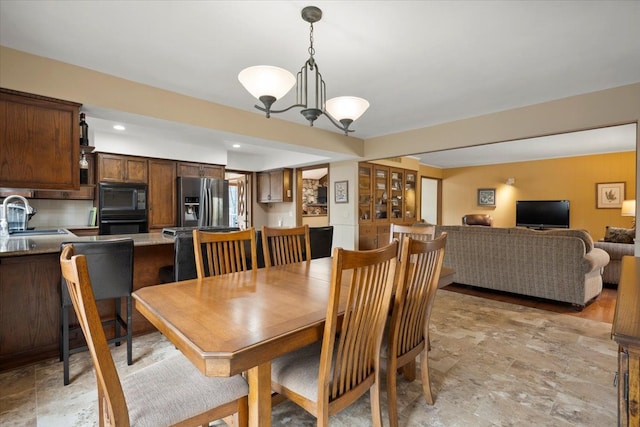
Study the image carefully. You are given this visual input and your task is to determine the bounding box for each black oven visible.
[98,182,148,235]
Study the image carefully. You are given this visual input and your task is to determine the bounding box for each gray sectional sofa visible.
[434,225,610,307]
[593,241,634,285]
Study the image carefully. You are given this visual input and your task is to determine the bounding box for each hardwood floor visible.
[443,283,617,323]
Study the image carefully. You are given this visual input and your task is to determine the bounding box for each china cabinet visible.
[358,162,418,249]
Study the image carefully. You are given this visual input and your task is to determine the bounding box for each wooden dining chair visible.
[193,227,257,278]
[261,224,311,267]
[271,240,398,426]
[389,223,436,261]
[386,233,447,427]
[59,244,249,427]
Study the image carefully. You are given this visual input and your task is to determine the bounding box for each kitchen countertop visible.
[0,230,174,257]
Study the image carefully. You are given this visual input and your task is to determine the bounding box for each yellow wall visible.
[440,151,636,240]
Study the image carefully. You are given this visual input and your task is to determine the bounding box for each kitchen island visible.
[0,230,175,371]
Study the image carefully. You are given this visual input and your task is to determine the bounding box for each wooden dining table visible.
[132,257,455,427]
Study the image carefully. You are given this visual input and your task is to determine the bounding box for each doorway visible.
[421,177,440,224]
[225,170,252,229]
[296,165,329,226]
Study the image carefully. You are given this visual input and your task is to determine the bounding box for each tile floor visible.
[0,290,618,426]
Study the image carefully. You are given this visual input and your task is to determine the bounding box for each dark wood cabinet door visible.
[0,88,80,190]
[178,162,224,179]
[97,153,148,183]
[124,157,148,183]
[177,162,201,178]
[269,170,284,201]
[257,172,272,202]
[201,164,224,179]
[98,153,125,182]
[148,159,177,230]
[0,254,61,369]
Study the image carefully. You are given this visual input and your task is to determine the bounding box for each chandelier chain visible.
[308,22,315,68]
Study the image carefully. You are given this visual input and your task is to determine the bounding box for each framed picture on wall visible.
[335,180,348,203]
[477,188,496,207]
[596,182,625,208]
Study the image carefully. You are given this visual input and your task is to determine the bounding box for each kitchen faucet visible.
[0,195,31,237]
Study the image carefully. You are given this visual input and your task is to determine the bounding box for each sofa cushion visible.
[604,226,635,244]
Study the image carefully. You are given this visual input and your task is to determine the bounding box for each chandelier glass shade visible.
[238,6,369,135]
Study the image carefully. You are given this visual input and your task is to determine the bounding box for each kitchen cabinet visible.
[257,168,293,203]
[358,161,417,249]
[0,242,173,371]
[148,159,177,230]
[33,150,96,200]
[97,153,148,183]
[0,88,81,190]
[177,162,224,179]
[0,253,61,370]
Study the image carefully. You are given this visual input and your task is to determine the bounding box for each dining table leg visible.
[248,361,272,427]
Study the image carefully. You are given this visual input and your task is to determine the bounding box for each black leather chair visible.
[60,238,134,385]
[308,226,334,259]
[160,227,244,283]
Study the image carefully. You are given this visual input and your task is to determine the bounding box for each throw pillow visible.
[604,226,635,244]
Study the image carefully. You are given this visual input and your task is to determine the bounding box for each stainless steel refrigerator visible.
[177,177,229,227]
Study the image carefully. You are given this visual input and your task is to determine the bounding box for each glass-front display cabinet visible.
[358,164,373,222]
[374,165,389,221]
[390,168,404,220]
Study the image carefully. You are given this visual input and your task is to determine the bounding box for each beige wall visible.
[0,46,364,159]
[440,151,636,240]
[364,83,640,161]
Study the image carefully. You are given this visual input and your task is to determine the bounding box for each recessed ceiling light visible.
[232,143,241,148]
[113,125,125,131]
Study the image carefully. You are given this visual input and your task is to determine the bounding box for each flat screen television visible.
[316,186,327,204]
[516,200,570,229]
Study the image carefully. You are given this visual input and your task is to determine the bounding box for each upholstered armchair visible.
[462,214,493,226]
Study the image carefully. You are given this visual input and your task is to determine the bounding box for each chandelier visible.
[238,6,369,136]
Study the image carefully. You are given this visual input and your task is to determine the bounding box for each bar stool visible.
[59,238,134,385]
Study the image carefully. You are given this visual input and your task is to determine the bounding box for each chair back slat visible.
[60,244,130,427]
[389,223,435,261]
[318,241,398,404]
[193,228,257,278]
[261,225,311,267]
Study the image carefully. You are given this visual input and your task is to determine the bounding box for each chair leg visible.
[399,359,416,381]
[62,306,70,386]
[59,303,64,362]
[387,359,399,427]
[126,296,132,365]
[369,381,384,427]
[419,349,434,405]
[114,297,121,347]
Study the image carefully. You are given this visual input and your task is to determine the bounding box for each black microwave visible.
[99,182,147,217]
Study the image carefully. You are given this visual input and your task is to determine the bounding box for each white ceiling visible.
[1,1,639,168]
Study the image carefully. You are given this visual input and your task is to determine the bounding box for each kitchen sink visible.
[9,228,70,236]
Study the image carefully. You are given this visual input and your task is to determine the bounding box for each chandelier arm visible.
[321,110,355,135]
[255,103,307,115]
